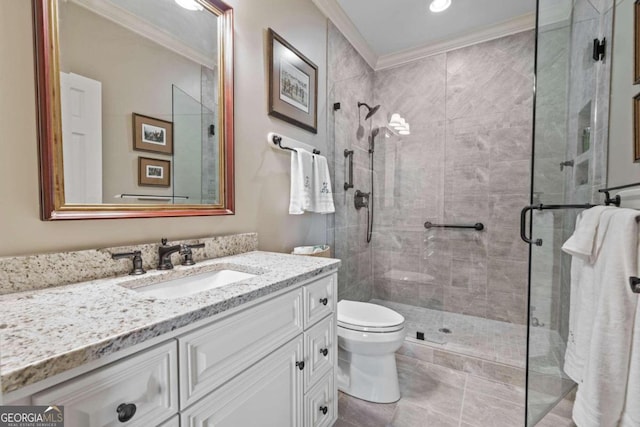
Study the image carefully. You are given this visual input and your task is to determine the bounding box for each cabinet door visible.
[179,288,303,408]
[181,336,304,427]
[304,274,336,329]
[304,372,336,427]
[32,342,178,427]
[304,315,335,391]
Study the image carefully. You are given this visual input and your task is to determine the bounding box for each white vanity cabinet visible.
[23,271,338,427]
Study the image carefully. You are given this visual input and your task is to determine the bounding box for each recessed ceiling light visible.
[175,0,204,11]
[429,0,451,13]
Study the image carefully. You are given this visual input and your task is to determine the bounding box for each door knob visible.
[319,406,328,415]
[296,361,305,370]
[319,298,328,306]
[320,348,328,357]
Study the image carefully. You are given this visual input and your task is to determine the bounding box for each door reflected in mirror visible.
[34,0,234,219]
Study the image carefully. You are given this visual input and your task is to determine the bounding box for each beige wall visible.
[0,0,328,257]
[608,0,640,185]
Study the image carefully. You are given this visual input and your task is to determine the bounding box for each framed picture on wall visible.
[636,1,640,84]
[138,157,171,187]
[635,93,640,162]
[133,113,173,154]
[267,28,318,134]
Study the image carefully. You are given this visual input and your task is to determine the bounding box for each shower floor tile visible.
[370,299,528,367]
[371,299,567,370]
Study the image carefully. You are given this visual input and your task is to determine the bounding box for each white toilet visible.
[337,300,406,403]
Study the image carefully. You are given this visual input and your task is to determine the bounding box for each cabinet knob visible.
[319,405,328,415]
[116,403,137,423]
[319,298,328,306]
[320,348,328,357]
[296,361,305,370]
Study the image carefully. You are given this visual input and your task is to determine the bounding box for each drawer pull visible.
[296,361,305,370]
[319,405,328,415]
[319,298,328,306]
[320,348,328,357]
[116,403,137,423]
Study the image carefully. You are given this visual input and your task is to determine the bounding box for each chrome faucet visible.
[158,238,182,270]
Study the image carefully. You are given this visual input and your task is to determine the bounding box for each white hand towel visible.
[572,209,640,427]
[310,155,335,214]
[562,206,615,262]
[288,149,313,215]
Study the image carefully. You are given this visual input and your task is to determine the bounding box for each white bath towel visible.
[289,149,314,215]
[562,206,616,382]
[562,206,615,262]
[311,155,335,214]
[571,208,640,427]
[620,276,640,427]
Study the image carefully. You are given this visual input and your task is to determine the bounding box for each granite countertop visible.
[0,251,340,394]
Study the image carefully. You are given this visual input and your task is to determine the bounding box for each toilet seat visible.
[338,300,405,333]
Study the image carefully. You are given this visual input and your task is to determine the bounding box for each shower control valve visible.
[354,190,370,210]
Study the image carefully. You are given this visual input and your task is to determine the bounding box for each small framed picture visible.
[268,28,318,134]
[138,157,171,187]
[133,113,173,154]
[635,93,640,162]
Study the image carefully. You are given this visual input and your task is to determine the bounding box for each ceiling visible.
[321,0,536,69]
[72,0,218,68]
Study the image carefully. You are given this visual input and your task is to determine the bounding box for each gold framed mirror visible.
[33,0,234,220]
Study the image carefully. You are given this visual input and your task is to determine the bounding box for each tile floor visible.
[335,353,576,427]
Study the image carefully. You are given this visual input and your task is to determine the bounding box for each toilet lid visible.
[338,300,405,332]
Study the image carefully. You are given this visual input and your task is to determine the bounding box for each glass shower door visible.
[526,0,612,424]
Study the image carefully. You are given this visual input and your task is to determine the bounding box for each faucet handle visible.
[180,243,206,266]
[161,238,168,246]
[112,250,146,275]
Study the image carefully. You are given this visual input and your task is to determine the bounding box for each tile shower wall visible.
[327,22,375,302]
[372,32,535,324]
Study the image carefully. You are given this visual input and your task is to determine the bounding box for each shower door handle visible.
[520,206,543,246]
[344,150,354,191]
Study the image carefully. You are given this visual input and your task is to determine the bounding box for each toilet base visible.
[337,348,401,403]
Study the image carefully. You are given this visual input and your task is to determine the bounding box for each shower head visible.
[358,102,380,120]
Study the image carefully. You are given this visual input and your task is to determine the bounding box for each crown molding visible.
[312,0,536,72]
[69,0,216,69]
[376,13,536,70]
[311,0,377,69]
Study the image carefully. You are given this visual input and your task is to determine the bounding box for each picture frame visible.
[635,93,640,162]
[268,28,318,134]
[133,113,173,154]
[138,157,171,187]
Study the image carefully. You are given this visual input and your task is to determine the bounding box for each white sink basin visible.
[133,269,256,299]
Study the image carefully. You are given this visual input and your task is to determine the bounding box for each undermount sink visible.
[131,269,257,299]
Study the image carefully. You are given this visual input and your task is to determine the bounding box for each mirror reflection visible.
[57,0,221,205]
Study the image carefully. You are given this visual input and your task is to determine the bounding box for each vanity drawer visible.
[303,274,336,329]
[304,372,336,427]
[179,288,303,408]
[304,315,335,390]
[32,341,178,427]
